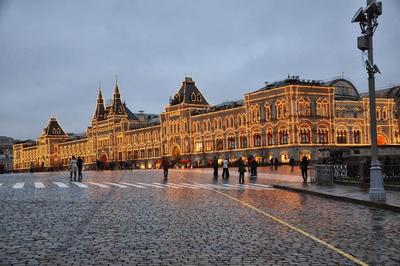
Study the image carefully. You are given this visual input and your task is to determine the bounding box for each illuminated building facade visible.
[13,76,400,170]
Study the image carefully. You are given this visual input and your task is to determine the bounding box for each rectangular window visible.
[195,141,203,152]
[205,139,213,151]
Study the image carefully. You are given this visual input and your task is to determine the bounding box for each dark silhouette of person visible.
[270,157,274,170]
[300,156,310,183]
[237,158,245,184]
[250,158,258,178]
[162,158,169,180]
[212,156,218,179]
[289,157,295,172]
[274,157,279,170]
[77,157,84,182]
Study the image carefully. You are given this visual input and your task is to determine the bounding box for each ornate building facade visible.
[13,76,400,171]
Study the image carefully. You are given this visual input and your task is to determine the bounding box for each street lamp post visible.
[352,0,386,201]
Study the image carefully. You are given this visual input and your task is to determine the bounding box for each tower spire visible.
[111,75,125,115]
[94,84,106,120]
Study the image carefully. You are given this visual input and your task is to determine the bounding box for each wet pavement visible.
[0,169,399,265]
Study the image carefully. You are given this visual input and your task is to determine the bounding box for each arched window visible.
[227,136,236,149]
[317,128,329,144]
[265,103,271,121]
[316,98,329,117]
[191,92,196,102]
[382,108,387,120]
[276,100,288,119]
[299,128,311,144]
[353,130,361,144]
[279,129,289,145]
[376,107,381,120]
[267,130,273,146]
[194,138,203,152]
[336,130,347,144]
[205,137,213,151]
[239,135,247,148]
[298,98,311,116]
[250,105,260,123]
[253,132,261,147]
[216,138,224,150]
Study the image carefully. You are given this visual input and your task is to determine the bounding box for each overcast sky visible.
[0,0,399,140]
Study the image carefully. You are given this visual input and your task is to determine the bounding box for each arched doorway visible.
[171,145,181,160]
[100,153,108,170]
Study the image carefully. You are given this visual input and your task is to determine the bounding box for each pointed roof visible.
[44,118,66,136]
[110,81,126,116]
[94,89,106,120]
[169,77,209,106]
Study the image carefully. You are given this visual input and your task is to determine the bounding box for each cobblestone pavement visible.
[0,169,399,265]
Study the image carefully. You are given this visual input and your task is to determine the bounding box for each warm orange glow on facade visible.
[13,77,400,170]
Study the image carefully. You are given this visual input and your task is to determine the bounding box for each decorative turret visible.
[94,89,106,120]
[169,77,209,106]
[110,81,126,115]
[43,117,67,137]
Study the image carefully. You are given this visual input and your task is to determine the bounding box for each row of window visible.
[249,98,330,123]
[192,129,363,152]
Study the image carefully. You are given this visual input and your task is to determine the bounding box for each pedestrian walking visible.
[289,157,295,172]
[300,156,309,183]
[69,156,78,181]
[274,157,279,170]
[222,158,230,179]
[237,157,245,184]
[269,157,274,170]
[162,158,169,180]
[213,156,219,179]
[77,156,84,182]
[250,158,258,178]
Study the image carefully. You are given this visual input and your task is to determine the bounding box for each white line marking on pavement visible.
[119,182,146,188]
[34,182,45,188]
[137,182,165,188]
[168,183,200,189]
[182,183,214,189]
[104,182,128,188]
[203,184,235,190]
[13,183,24,189]
[87,182,110,188]
[71,182,88,188]
[153,182,181,188]
[222,184,262,190]
[53,182,69,188]
[247,183,273,188]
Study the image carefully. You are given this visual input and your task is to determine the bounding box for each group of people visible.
[212,156,259,184]
[68,156,84,182]
[212,155,311,184]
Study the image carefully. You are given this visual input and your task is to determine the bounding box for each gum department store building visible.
[13,76,400,170]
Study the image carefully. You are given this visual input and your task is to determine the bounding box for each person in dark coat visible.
[162,158,169,180]
[212,156,219,179]
[250,158,258,178]
[237,158,246,184]
[274,157,279,170]
[77,156,84,182]
[269,157,274,170]
[300,156,309,183]
[289,157,295,172]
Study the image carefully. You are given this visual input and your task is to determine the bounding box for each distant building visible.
[0,136,14,172]
[13,76,400,171]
